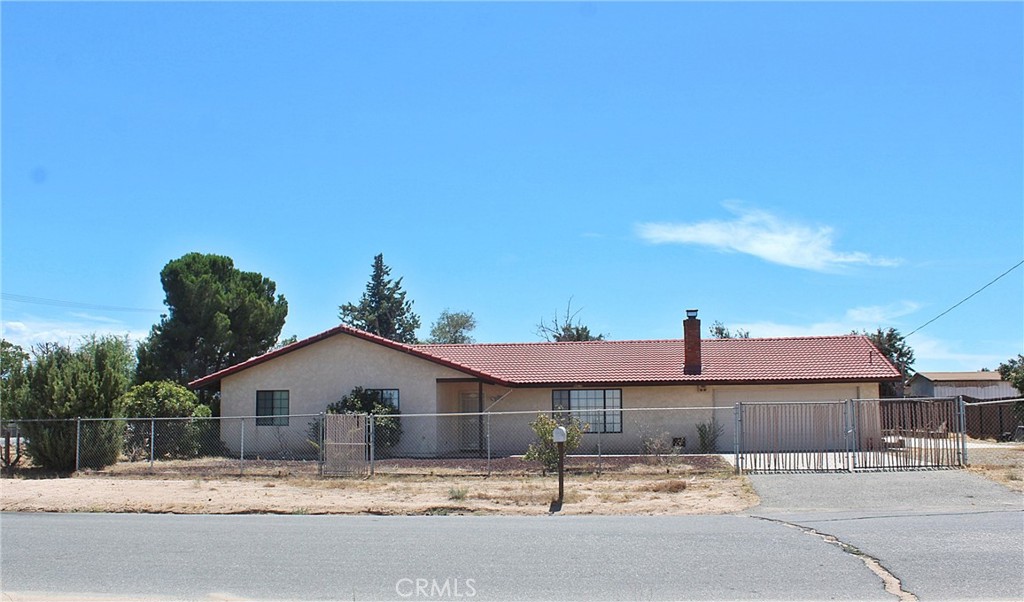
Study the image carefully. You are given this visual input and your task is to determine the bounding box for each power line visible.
[1,293,161,313]
[905,259,1024,338]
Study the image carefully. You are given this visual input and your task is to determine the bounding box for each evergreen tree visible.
[8,336,134,471]
[339,254,421,344]
[137,253,288,386]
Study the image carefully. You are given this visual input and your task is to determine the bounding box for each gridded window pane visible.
[604,390,622,433]
[552,390,570,411]
[550,389,623,434]
[368,389,400,410]
[573,390,605,433]
[256,390,289,426]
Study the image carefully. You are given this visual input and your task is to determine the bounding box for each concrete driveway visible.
[747,469,1022,515]
[745,470,1024,601]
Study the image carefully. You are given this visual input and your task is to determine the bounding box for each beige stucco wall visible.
[218,333,474,458]
[436,382,881,454]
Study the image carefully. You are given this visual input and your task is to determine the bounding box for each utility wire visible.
[905,259,1024,338]
[1,293,161,313]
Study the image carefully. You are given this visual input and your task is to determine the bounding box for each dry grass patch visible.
[1,455,756,515]
[967,444,1024,492]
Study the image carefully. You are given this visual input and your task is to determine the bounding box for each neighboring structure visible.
[907,371,1023,439]
[190,310,902,456]
[906,371,1018,400]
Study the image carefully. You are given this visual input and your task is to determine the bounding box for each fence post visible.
[318,411,325,477]
[239,418,245,476]
[485,413,491,477]
[733,404,741,474]
[958,396,968,467]
[75,417,81,472]
[368,414,375,477]
[149,418,156,469]
[844,399,853,472]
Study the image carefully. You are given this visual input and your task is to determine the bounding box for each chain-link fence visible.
[962,398,1024,470]
[4,398,1015,478]
[365,406,736,476]
[1,407,736,477]
[2,415,326,477]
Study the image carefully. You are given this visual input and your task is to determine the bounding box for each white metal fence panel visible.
[321,414,369,477]
[735,397,967,473]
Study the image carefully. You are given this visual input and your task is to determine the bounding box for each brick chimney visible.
[683,309,702,375]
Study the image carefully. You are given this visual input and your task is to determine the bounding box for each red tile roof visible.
[189,324,901,389]
[415,336,901,385]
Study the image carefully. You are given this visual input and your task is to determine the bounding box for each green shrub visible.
[121,381,212,459]
[9,336,133,472]
[307,387,402,453]
[524,412,587,474]
[696,419,725,453]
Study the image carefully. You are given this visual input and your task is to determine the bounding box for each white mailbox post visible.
[552,426,567,504]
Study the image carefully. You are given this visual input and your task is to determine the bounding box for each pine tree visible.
[339,254,421,344]
[137,253,288,386]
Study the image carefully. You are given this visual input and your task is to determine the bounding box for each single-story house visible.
[190,310,902,456]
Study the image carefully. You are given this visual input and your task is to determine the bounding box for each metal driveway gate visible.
[735,397,966,473]
[321,414,370,477]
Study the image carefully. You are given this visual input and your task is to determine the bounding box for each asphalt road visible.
[2,471,1021,601]
[0,512,893,601]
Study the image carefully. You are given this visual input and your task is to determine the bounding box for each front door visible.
[459,392,481,451]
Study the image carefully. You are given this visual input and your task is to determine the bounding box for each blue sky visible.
[2,1,1022,374]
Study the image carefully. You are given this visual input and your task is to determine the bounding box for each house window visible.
[552,389,622,433]
[256,390,289,426]
[368,388,400,411]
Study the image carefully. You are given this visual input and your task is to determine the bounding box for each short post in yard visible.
[553,425,567,504]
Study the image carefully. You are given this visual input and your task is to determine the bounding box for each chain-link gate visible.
[735,397,967,473]
[321,414,370,477]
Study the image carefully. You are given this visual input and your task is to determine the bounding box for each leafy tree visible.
[1,340,30,470]
[137,253,288,387]
[339,254,421,344]
[426,309,477,344]
[537,299,605,342]
[274,335,299,349]
[997,355,1024,423]
[120,380,204,418]
[998,355,1024,394]
[1,340,29,412]
[859,327,915,397]
[120,381,211,459]
[709,321,750,339]
[8,336,134,471]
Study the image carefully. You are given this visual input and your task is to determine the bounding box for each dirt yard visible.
[0,456,758,516]
[965,442,1024,492]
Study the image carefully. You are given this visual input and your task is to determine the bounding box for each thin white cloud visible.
[843,302,922,325]
[725,303,1009,371]
[1,317,147,350]
[906,334,1009,372]
[636,202,901,272]
[728,302,922,339]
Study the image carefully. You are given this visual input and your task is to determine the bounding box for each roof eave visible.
[188,325,514,390]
